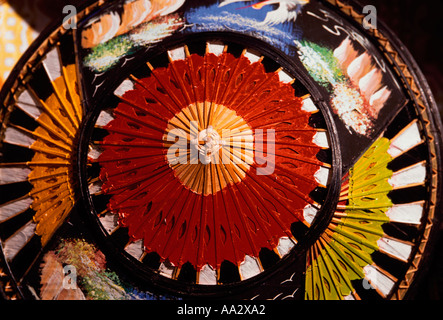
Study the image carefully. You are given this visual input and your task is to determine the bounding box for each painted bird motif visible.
[219,0,310,26]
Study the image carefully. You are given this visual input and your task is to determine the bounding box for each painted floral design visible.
[40,238,176,300]
[295,38,391,136]
[82,0,185,72]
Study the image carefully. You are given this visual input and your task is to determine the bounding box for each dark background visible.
[6,0,443,299]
